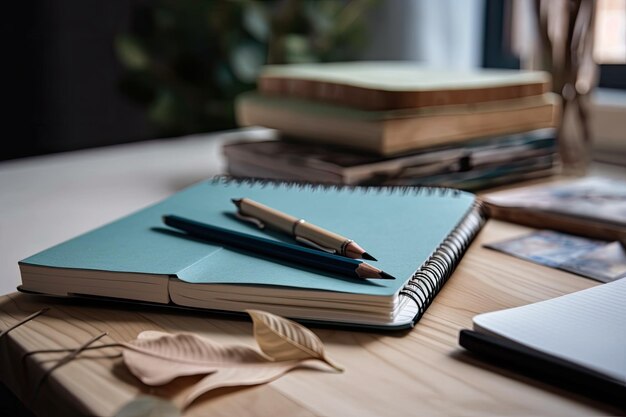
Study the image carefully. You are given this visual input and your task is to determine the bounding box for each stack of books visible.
[226,61,561,190]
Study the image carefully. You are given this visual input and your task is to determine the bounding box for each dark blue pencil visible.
[162,215,394,280]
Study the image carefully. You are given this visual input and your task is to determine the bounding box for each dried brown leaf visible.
[121,331,305,409]
[247,309,343,371]
[121,312,342,409]
[182,359,301,408]
[122,331,270,385]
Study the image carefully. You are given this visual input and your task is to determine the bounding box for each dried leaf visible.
[183,359,300,408]
[122,331,269,385]
[136,330,172,340]
[247,309,343,372]
[121,331,303,409]
[121,312,342,409]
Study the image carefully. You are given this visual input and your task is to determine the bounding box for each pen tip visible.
[231,198,242,208]
[361,252,377,261]
[379,271,396,280]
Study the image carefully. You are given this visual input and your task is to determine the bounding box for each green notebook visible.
[18,177,484,330]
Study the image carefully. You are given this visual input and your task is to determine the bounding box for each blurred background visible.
[2,0,624,163]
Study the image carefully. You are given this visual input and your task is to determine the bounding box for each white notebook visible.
[472,279,626,383]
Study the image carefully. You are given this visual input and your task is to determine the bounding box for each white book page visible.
[473,279,626,382]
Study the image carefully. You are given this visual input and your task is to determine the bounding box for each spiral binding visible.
[399,203,485,323]
[211,175,486,325]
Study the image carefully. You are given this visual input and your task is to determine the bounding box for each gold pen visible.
[231,198,377,261]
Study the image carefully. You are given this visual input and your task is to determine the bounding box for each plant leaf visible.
[121,331,309,409]
[242,2,270,41]
[115,36,150,70]
[247,309,343,372]
[229,41,264,83]
[135,330,171,340]
[182,359,301,408]
[122,312,343,409]
[122,331,270,385]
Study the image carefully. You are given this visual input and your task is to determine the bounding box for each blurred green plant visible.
[116,0,377,137]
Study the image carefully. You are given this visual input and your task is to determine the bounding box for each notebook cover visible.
[20,178,477,298]
[481,177,626,241]
[459,330,626,407]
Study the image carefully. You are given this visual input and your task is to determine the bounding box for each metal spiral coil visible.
[399,204,485,322]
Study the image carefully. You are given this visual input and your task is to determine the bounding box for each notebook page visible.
[473,279,626,382]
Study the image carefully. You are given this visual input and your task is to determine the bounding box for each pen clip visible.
[295,236,337,254]
[235,212,265,229]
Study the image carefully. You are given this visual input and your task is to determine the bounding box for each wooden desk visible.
[0,130,624,416]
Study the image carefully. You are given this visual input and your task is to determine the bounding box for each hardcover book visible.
[223,128,557,188]
[235,91,559,155]
[258,61,551,111]
[482,177,626,241]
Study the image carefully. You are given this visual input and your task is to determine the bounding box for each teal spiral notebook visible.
[18,177,484,330]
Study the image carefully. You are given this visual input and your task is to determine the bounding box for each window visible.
[484,0,626,90]
[594,0,625,64]
[595,0,626,88]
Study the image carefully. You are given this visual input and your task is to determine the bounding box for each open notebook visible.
[18,177,484,330]
[460,279,626,403]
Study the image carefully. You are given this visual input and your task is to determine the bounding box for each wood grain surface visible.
[0,220,622,417]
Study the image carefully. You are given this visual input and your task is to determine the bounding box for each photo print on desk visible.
[485,230,626,283]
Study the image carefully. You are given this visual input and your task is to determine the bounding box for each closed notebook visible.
[18,177,484,330]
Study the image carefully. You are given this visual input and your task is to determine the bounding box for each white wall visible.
[361,0,485,69]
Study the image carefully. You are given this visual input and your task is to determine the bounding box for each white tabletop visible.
[0,128,273,296]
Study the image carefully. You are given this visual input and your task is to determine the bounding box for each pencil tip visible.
[361,252,377,261]
[231,198,242,208]
[379,271,396,280]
